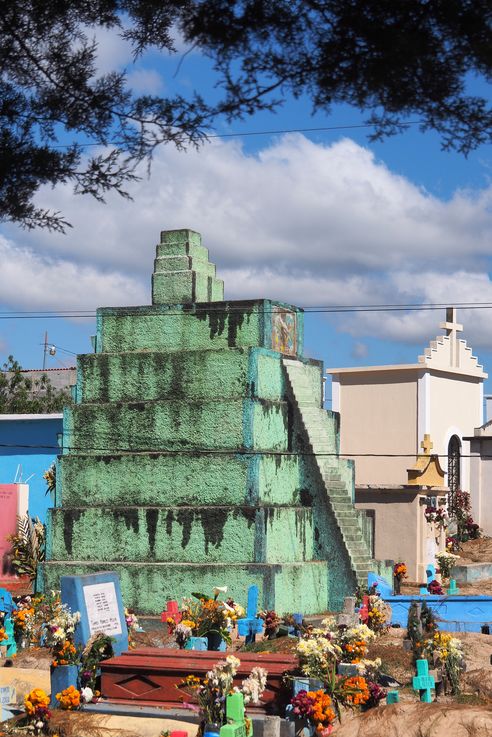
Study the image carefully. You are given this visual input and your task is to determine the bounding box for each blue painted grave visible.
[367,572,392,598]
[412,659,435,703]
[384,594,492,632]
[61,571,128,656]
[50,664,79,708]
[237,586,263,644]
[3,617,16,656]
[0,588,16,617]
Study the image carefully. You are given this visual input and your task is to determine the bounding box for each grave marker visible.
[359,595,370,624]
[337,598,358,627]
[61,572,128,656]
[3,616,16,656]
[386,690,399,704]
[447,579,460,595]
[0,588,15,617]
[0,686,17,723]
[219,693,251,737]
[161,600,182,631]
[236,586,263,644]
[412,659,435,703]
[289,613,304,636]
[426,565,436,587]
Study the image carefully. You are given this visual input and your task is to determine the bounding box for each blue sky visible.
[1,24,492,396]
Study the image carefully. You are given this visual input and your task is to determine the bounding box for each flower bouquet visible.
[177,655,267,734]
[393,562,407,594]
[435,551,460,579]
[23,688,51,735]
[176,587,234,649]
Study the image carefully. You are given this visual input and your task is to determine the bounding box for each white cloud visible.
[351,342,369,360]
[2,134,492,348]
[127,68,164,94]
[0,235,146,310]
[85,24,134,75]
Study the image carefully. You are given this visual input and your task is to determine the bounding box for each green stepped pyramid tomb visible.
[44,228,388,614]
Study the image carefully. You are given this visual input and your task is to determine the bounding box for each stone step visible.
[59,452,302,508]
[45,559,329,615]
[283,356,371,589]
[49,505,315,565]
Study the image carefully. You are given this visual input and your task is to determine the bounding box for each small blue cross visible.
[412,659,435,702]
[237,586,264,644]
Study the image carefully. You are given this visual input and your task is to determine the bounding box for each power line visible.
[0,441,484,459]
[3,300,492,320]
[50,121,420,149]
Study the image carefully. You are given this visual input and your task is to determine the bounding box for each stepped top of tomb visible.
[328,307,487,380]
[151,229,225,305]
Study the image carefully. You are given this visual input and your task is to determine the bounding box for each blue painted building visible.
[0,414,63,522]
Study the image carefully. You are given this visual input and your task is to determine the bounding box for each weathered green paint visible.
[44,559,329,614]
[49,505,313,563]
[97,299,303,355]
[45,228,365,614]
[64,397,290,454]
[59,453,304,507]
[77,347,295,404]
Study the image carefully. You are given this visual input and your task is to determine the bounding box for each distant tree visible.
[0,355,71,413]
[1,1,491,231]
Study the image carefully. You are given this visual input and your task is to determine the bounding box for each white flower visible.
[240,667,268,705]
[233,603,246,618]
[213,586,228,596]
[81,687,94,703]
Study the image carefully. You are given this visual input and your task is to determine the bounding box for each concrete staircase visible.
[283,358,374,588]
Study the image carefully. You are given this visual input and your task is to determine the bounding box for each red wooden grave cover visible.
[101,648,299,714]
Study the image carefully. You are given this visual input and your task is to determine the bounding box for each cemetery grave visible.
[4,574,492,737]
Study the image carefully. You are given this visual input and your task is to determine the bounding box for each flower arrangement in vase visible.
[177,655,267,733]
[393,562,407,594]
[170,587,236,649]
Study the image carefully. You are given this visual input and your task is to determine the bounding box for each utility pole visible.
[43,331,48,370]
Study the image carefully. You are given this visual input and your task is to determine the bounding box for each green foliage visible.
[0,355,70,413]
[80,634,115,691]
[8,514,46,580]
[1,1,491,230]
[451,490,481,542]
[406,601,437,662]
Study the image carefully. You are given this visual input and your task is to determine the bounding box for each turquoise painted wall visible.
[0,416,61,522]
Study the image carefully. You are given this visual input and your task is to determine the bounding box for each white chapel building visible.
[327,308,487,509]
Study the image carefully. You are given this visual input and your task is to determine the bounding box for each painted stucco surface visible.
[49,505,314,563]
[0,416,62,522]
[44,559,329,614]
[45,229,362,614]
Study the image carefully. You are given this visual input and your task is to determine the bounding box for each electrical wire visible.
[0,441,484,459]
[3,300,492,320]
[49,121,420,149]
